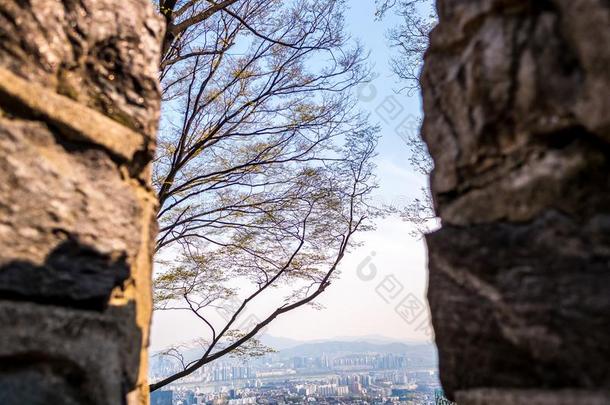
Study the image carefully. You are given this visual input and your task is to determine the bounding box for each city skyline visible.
[150,337,440,404]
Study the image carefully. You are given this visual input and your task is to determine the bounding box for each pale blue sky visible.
[261,0,433,343]
[150,0,433,350]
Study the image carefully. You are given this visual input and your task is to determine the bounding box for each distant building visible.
[321,354,330,369]
[317,384,337,397]
[435,390,457,405]
[150,390,173,405]
[228,398,256,405]
[183,390,196,405]
[357,374,371,387]
[293,356,304,368]
[349,381,363,394]
[228,388,236,399]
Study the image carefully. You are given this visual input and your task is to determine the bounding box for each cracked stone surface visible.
[0,0,162,404]
[422,0,610,401]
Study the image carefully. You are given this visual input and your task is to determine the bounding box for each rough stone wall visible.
[0,1,162,404]
[422,0,610,403]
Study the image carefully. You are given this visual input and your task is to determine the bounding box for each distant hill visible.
[322,334,417,345]
[258,335,304,350]
[278,340,436,358]
[271,340,437,368]
[259,334,432,349]
[151,336,437,367]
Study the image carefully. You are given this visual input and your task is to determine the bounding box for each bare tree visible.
[158,0,241,58]
[376,0,437,93]
[150,0,381,391]
[375,0,437,234]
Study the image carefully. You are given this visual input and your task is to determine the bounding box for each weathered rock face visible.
[422,0,610,402]
[0,1,162,404]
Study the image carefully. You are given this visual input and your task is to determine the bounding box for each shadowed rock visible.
[0,0,162,403]
[422,0,610,402]
[0,240,130,310]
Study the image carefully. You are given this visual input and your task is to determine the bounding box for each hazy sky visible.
[150,1,433,351]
